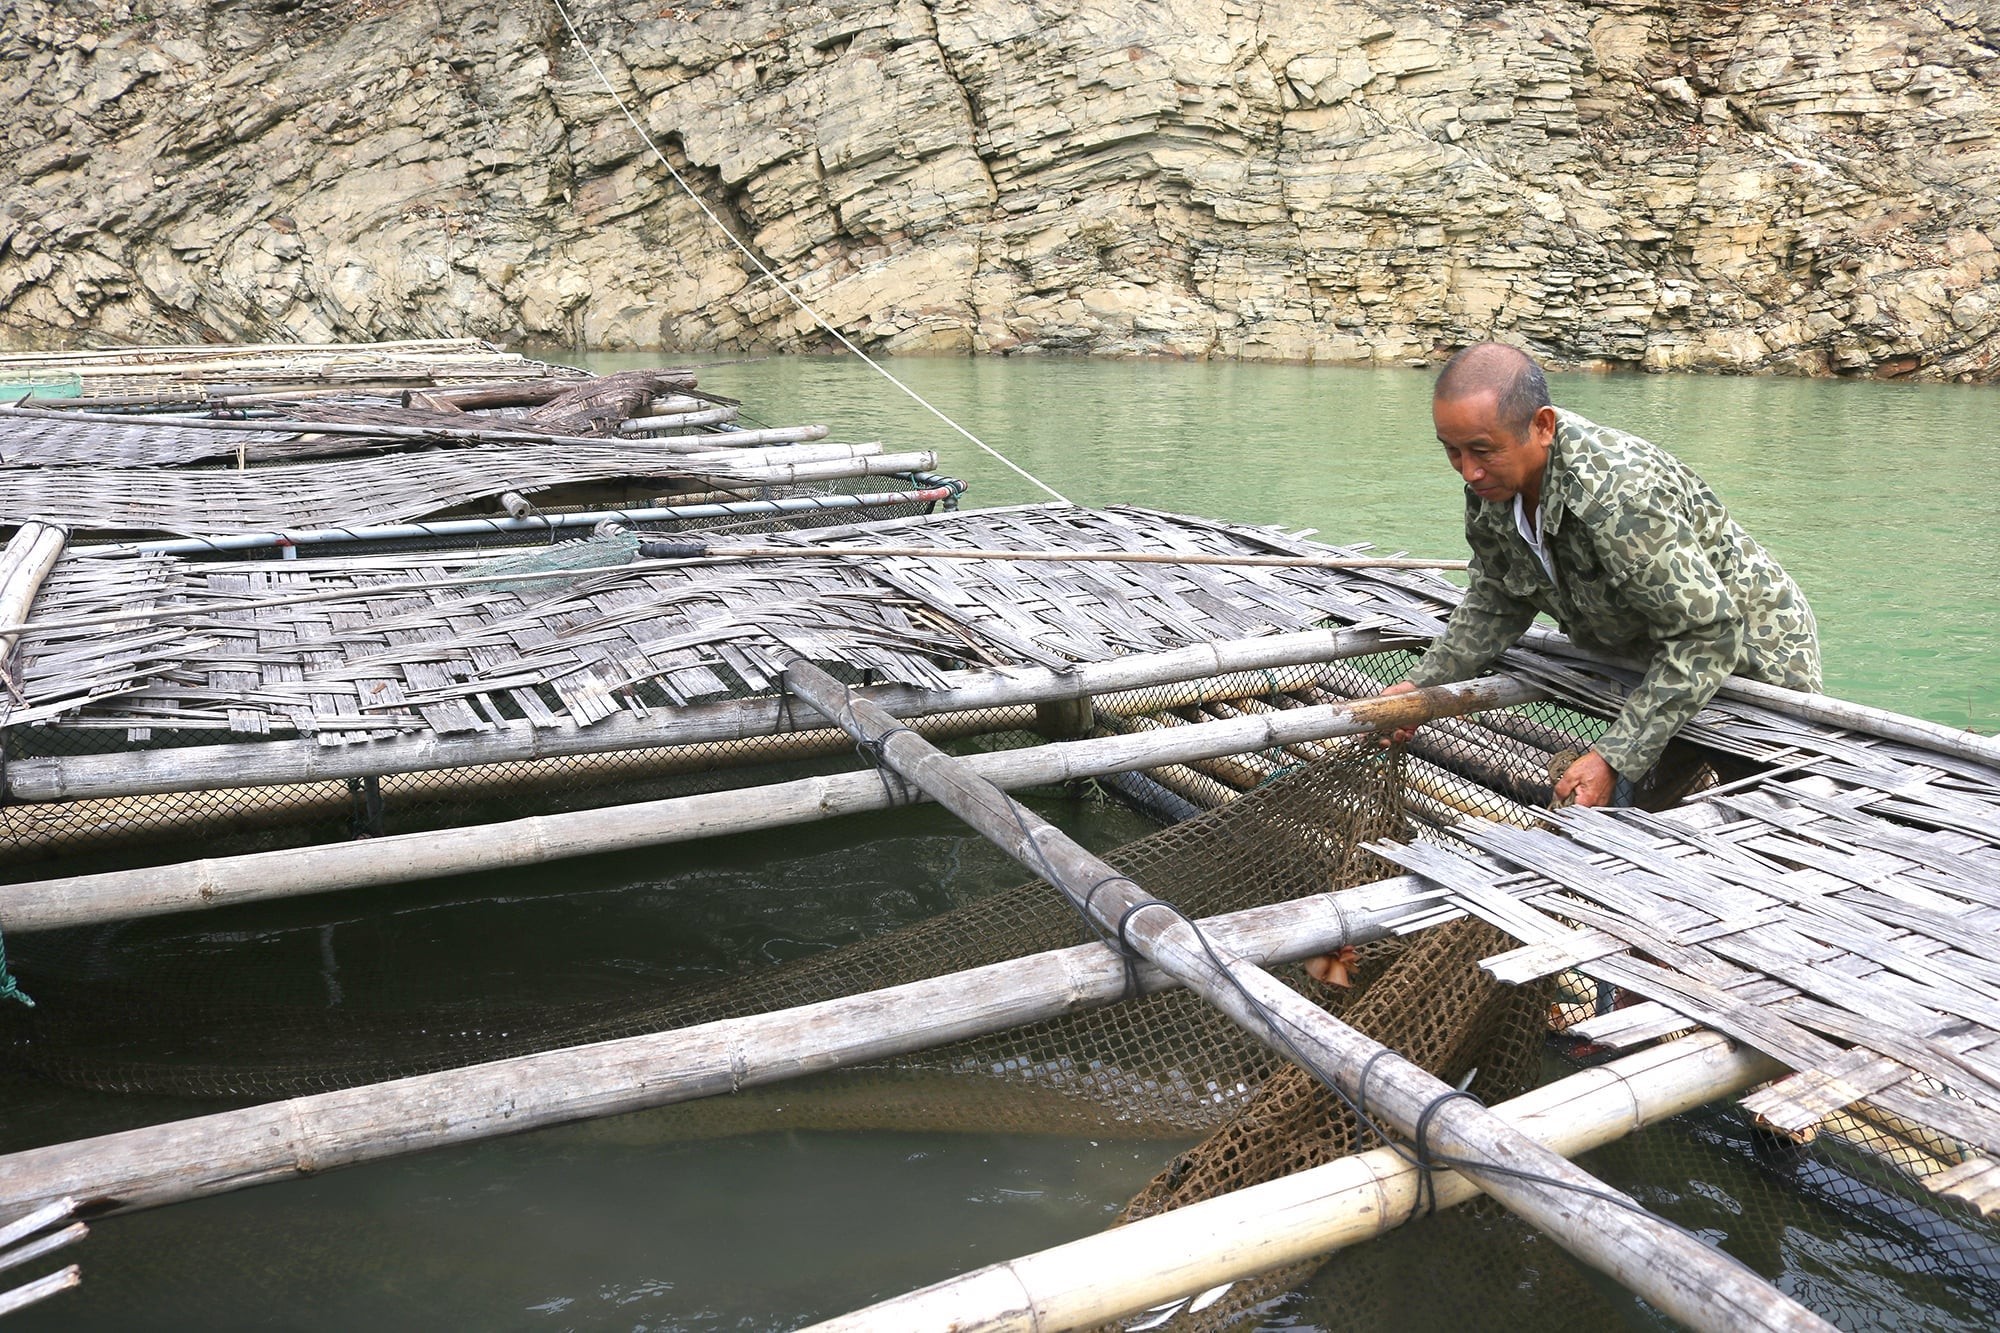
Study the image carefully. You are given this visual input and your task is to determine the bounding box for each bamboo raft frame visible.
[1,348,1997,1329]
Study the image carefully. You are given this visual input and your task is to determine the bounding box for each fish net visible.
[5,662,1998,1331]
[0,740,1414,1117]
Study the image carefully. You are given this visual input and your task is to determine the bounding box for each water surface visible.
[7,355,1997,1331]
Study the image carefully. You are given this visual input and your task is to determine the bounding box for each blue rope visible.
[0,927,33,1008]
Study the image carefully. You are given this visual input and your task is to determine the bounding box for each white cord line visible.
[547,0,1075,506]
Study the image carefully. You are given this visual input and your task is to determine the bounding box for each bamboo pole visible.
[1519,626,2000,769]
[0,676,1537,931]
[0,876,1451,1217]
[0,703,1041,862]
[642,394,736,416]
[0,671,1306,860]
[777,657,1831,1333]
[0,338,504,367]
[643,541,1469,573]
[0,522,65,663]
[4,627,1412,801]
[70,484,959,562]
[0,1267,80,1318]
[409,381,588,411]
[0,402,601,447]
[681,451,935,487]
[808,1030,1789,1333]
[639,424,830,451]
[624,404,737,429]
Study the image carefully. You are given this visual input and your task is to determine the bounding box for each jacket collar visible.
[1535,408,1593,538]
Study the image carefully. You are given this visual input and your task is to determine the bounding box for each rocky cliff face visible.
[4,0,1997,378]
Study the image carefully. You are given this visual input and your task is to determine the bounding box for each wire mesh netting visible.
[3,652,1999,1330]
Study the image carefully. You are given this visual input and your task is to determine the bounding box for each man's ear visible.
[1530,405,1557,449]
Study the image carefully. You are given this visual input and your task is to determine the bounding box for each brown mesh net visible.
[1098,918,1553,1330]
[8,676,2000,1329]
[0,740,1414,1121]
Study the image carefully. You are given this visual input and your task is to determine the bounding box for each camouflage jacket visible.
[1406,408,1821,779]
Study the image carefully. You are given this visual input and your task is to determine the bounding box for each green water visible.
[6,357,1999,1330]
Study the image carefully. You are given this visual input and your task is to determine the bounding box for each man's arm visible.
[1404,545,1539,690]
[1586,499,1749,782]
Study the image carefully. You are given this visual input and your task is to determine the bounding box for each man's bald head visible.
[1434,343,1550,436]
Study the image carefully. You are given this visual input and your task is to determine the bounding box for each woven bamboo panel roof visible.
[0,369,710,468]
[0,412,320,468]
[4,503,1982,786]
[1379,756,2000,1210]
[0,440,875,537]
[5,506,1409,735]
[0,339,585,402]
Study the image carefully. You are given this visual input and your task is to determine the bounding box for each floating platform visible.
[0,342,1996,1331]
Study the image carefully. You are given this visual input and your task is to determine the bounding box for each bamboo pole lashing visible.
[0,875,1451,1217]
[776,655,1831,1333]
[0,677,1540,932]
[806,1030,1789,1333]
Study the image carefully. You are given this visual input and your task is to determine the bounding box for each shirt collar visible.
[1536,408,1589,536]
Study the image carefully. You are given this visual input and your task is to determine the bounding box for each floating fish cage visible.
[1,343,1998,1331]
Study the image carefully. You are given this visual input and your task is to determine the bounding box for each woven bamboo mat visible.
[0,440,870,536]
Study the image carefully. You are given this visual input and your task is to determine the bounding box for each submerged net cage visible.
[3,643,1999,1330]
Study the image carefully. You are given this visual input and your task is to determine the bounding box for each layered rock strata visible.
[3,0,1996,378]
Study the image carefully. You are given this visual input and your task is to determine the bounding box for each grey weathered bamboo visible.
[0,402,604,447]
[0,1266,79,1318]
[0,670,1314,858]
[0,703,1038,861]
[0,676,1537,931]
[810,1030,1789,1333]
[621,404,737,429]
[777,656,1831,1333]
[1519,625,2000,768]
[3,626,1411,801]
[672,542,1470,572]
[0,876,1450,1216]
[0,522,64,664]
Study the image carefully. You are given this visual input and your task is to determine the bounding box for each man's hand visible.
[1376,680,1421,747]
[1554,750,1619,807]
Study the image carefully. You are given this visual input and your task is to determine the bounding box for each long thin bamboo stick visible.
[777,657,1831,1333]
[618,405,737,430]
[69,484,959,562]
[640,540,1469,573]
[808,1030,1788,1333]
[0,677,1537,932]
[4,627,1411,801]
[0,876,1449,1217]
[0,1266,80,1319]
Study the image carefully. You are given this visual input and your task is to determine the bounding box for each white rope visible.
[547,0,1075,506]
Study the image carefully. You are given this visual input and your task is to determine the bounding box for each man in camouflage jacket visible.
[1388,343,1820,807]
